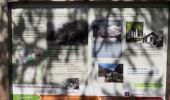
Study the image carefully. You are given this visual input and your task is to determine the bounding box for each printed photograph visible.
[61,78,79,90]
[98,64,123,83]
[92,20,122,58]
[47,20,88,45]
[126,22,144,43]
[93,20,122,42]
[143,30,164,47]
[126,22,164,47]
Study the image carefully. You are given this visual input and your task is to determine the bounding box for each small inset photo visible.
[98,64,123,83]
[62,78,79,90]
[143,30,164,48]
[126,22,144,43]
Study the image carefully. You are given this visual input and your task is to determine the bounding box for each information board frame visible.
[8,1,170,100]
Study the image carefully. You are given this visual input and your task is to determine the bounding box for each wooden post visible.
[0,0,9,100]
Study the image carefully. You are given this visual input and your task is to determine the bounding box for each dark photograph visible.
[62,78,79,90]
[98,64,123,83]
[47,20,88,45]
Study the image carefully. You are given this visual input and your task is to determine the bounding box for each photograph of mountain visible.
[92,20,122,58]
[98,64,123,83]
[93,20,122,42]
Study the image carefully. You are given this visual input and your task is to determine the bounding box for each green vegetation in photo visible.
[126,22,144,42]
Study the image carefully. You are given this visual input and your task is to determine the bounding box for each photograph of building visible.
[126,22,144,42]
[143,31,164,47]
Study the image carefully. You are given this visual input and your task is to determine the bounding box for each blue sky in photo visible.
[99,63,118,71]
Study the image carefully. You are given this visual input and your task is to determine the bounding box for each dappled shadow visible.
[9,1,169,100]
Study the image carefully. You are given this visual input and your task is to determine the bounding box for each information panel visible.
[12,6,168,100]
